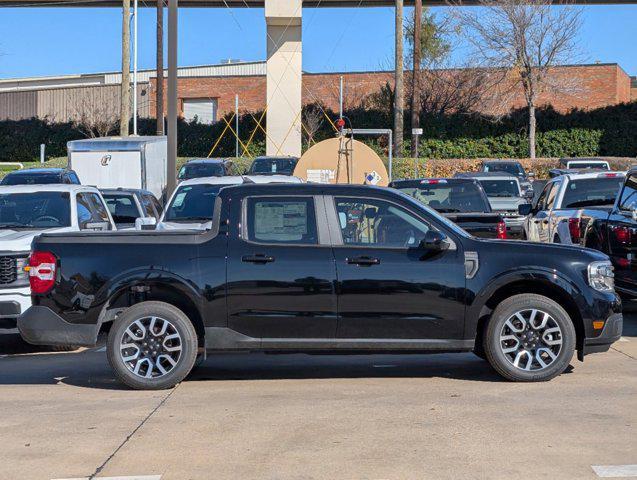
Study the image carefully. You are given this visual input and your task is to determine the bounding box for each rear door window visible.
[77,192,111,229]
[246,197,317,245]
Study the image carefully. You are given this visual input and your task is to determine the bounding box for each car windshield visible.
[568,162,609,170]
[103,194,139,224]
[484,163,524,177]
[561,177,623,208]
[0,192,71,229]
[178,163,225,180]
[164,184,224,222]
[479,179,520,197]
[249,158,296,175]
[1,173,61,185]
[395,182,490,213]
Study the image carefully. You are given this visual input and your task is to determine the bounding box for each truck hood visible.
[488,197,526,213]
[475,236,609,261]
[0,227,72,252]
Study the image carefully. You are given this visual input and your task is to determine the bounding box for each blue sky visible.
[0,4,635,79]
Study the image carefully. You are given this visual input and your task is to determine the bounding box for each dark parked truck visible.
[18,184,622,390]
[389,178,508,239]
[574,168,637,298]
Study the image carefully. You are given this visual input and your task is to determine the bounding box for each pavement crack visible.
[611,346,637,361]
[88,386,178,479]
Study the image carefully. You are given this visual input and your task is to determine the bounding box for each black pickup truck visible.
[575,167,637,298]
[389,178,508,239]
[19,184,621,390]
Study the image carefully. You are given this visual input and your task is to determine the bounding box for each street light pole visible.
[132,0,138,135]
[166,0,178,196]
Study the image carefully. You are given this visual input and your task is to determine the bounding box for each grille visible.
[0,256,17,285]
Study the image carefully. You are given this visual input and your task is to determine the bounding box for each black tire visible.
[107,301,198,390]
[484,294,576,382]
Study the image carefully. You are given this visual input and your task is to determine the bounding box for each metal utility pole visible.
[156,0,164,135]
[410,0,422,158]
[120,0,131,137]
[393,0,404,156]
[166,0,178,195]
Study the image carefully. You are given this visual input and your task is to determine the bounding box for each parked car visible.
[454,172,532,238]
[522,171,625,244]
[389,178,508,239]
[19,183,621,389]
[569,168,637,299]
[0,184,115,329]
[177,158,233,182]
[157,175,303,231]
[101,188,162,230]
[1,168,80,186]
[559,157,610,171]
[247,156,299,175]
[480,160,534,194]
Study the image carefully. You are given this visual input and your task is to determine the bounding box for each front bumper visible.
[581,313,623,357]
[18,306,99,347]
[0,287,31,328]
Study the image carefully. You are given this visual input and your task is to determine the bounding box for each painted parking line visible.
[592,465,637,477]
[53,475,161,480]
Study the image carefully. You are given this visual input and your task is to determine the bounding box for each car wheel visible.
[484,294,575,382]
[107,301,198,390]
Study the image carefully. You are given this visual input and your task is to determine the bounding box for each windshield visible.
[479,179,520,197]
[561,177,623,208]
[178,163,225,180]
[0,192,71,229]
[1,173,61,185]
[249,158,296,175]
[395,182,489,213]
[164,184,223,222]
[103,194,139,224]
[568,162,609,170]
[484,163,524,177]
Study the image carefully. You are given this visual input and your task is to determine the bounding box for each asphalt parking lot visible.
[0,314,635,480]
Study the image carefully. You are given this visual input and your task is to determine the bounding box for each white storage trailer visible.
[67,137,168,201]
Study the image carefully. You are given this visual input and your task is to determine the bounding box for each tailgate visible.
[444,212,502,238]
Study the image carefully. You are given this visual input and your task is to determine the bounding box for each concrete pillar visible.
[265,0,302,157]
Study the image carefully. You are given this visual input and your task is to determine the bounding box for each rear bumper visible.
[582,313,623,356]
[18,306,99,347]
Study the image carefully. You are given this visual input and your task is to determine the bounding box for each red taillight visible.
[496,221,507,239]
[613,226,631,244]
[568,218,581,243]
[28,251,57,294]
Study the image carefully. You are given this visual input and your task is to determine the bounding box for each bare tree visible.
[70,91,119,138]
[450,0,582,158]
[302,104,324,146]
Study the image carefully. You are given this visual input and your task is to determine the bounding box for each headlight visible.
[588,260,615,292]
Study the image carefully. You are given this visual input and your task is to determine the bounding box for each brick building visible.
[1,60,635,124]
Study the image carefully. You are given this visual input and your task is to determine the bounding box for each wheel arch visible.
[470,274,585,353]
[96,271,206,347]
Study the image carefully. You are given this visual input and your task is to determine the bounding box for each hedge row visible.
[2,101,637,162]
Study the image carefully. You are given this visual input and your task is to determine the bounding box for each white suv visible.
[0,184,116,328]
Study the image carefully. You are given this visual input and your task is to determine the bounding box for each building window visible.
[182,98,218,125]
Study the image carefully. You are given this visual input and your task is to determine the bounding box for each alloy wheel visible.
[119,316,183,379]
[499,308,563,371]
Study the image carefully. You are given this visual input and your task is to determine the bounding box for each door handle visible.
[346,256,380,266]
[242,254,275,264]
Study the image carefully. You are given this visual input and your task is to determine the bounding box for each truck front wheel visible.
[106,301,198,390]
[484,294,576,382]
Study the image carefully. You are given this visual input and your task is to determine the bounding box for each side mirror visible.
[523,189,535,200]
[527,172,535,179]
[84,221,110,231]
[419,230,449,251]
[135,217,157,230]
[518,203,533,216]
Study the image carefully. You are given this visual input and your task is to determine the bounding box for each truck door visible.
[226,194,338,339]
[608,174,637,294]
[529,181,557,243]
[329,195,466,340]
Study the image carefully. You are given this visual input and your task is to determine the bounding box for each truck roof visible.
[178,175,302,187]
[561,171,626,181]
[0,184,98,194]
[455,172,520,182]
[390,178,480,187]
[5,168,69,176]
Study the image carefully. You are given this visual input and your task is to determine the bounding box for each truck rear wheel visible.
[106,301,198,390]
[484,294,575,382]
